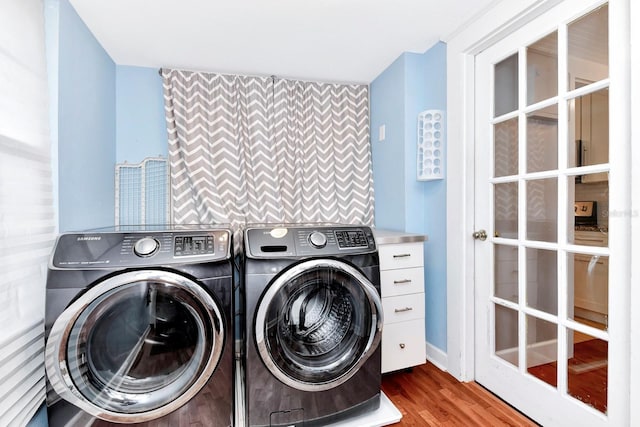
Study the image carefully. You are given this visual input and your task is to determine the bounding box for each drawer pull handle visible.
[395,307,413,313]
[399,343,406,349]
[393,253,411,258]
[394,279,412,284]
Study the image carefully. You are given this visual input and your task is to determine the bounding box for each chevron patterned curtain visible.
[162,69,374,233]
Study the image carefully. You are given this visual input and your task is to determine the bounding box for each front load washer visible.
[243,224,383,427]
[44,226,234,426]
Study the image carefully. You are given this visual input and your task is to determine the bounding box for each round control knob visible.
[308,231,327,248]
[134,237,159,257]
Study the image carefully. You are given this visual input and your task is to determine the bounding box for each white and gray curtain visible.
[162,69,374,234]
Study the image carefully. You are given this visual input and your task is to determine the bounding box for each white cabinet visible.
[570,66,609,183]
[577,88,609,182]
[573,231,608,325]
[377,240,427,373]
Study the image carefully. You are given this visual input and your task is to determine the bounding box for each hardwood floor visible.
[381,363,538,426]
[527,338,607,414]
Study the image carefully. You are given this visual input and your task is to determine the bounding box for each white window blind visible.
[0,0,56,425]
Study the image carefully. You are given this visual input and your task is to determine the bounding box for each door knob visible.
[473,229,488,241]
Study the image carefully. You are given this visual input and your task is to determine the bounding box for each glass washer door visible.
[45,270,224,423]
[255,258,383,392]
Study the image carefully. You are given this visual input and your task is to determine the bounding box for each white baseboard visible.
[425,341,448,371]
[495,339,558,367]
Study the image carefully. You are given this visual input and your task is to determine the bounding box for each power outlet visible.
[379,124,386,141]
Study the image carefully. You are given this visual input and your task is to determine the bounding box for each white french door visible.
[473,0,625,425]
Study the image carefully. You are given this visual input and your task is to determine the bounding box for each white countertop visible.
[373,228,428,245]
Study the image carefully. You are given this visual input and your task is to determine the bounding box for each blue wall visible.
[48,4,449,349]
[370,55,407,231]
[56,0,116,232]
[404,52,429,235]
[370,42,447,352]
[116,66,167,163]
[421,42,447,351]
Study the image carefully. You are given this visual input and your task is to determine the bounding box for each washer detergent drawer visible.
[382,319,426,373]
[383,293,425,324]
[378,242,424,270]
[380,267,425,297]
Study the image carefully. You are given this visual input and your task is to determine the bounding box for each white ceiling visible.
[68,0,498,84]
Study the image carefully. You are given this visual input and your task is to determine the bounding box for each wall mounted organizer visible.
[417,109,445,181]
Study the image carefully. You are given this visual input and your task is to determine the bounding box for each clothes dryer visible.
[44,226,234,426]
[243,224,383,427]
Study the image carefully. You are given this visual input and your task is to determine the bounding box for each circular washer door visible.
[255,258,383,392]
[45,270,224,423]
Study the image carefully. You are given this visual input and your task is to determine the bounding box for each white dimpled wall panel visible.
[417,110,445,181]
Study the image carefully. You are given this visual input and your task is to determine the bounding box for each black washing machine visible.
[242,224,383,427]
[44,226,235,426]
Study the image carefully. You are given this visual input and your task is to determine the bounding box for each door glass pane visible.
[568,4,609,83]
[526,248,557,315]
[527,32,558,105]
[494,245,518,303]
[495,304,518,367]
[567,329,608,414]
[572,88,609,171]
[526,315,557,388]
[495,182,518,239]
[526,178,558,242]
[568,252,609,330]
[494,54,519,117]
[494,118,519,177]
[527,105,558,173]
[571,179,608,239]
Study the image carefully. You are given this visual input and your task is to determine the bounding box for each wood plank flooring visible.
[381,363,538,426]
[527,339,607,414]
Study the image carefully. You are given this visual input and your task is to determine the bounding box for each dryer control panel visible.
[245,225,376,258]
[51,228,231,269]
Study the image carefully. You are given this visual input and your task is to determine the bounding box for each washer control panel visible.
[52,228,231,268]
[335,229,369,248]
[245,225,375,258]
[173,235,216,257]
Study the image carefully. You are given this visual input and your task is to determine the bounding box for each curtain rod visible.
[158,68,281,81]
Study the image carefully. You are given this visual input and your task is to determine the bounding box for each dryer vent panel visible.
[417,110,445,181]
[115,157,169,226]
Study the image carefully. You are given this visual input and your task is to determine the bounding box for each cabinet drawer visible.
[378,242,424,270]
[574,231,608,247]
[381,267,425,297]
[381,319,426,373]
[383,293,425,324]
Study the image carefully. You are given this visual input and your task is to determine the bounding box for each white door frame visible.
[444,0,634,423]
[629,1,639,425]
